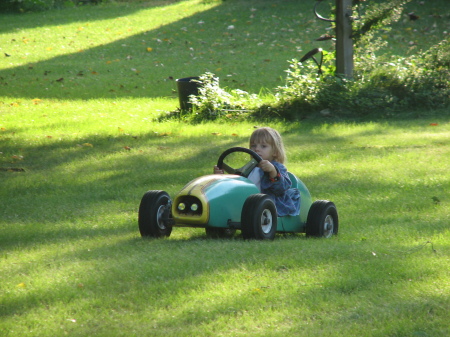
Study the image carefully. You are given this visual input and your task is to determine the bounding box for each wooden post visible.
[335,0,353,78]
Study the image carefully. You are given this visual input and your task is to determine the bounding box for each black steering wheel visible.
[217,147,262,178]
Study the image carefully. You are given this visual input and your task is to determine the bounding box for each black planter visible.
[176,77,201,110]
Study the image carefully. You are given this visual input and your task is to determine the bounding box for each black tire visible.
[241,194,277,240]
[205,227,237,239]
[138,190,172,238]
[306,200,338,238]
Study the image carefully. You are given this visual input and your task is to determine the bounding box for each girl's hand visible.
[259,160,277,178]
[213,165,224,174]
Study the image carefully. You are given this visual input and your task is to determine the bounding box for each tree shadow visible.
[1,125,448,334]
[1,122,448,253]
[0,0,188,33]
[2,231,447,336]
[0,130,246,251]
[0,0,321,99]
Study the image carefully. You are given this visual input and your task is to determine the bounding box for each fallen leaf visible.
[211,132,222,135]
[124,146,131,151]
[82,143,93,147]
[16,282,26,288]
[146,47,153,52]
[429,123,439,126]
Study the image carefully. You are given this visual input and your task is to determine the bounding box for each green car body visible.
[171,173,311,233]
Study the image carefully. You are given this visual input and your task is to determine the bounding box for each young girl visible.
[214,127,300,216]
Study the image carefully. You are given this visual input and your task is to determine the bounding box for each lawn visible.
[1,0,450,336]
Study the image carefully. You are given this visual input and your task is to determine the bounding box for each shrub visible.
[271,38,449,118]
[163,72,261,123]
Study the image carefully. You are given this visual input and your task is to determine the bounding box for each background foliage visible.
[187,0,449,120]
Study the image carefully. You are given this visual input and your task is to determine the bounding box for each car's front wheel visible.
[138,190,172,238]
[241,194,277,240]
[306,200,338,238]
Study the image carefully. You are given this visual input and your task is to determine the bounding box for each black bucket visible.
[176,77,201,110]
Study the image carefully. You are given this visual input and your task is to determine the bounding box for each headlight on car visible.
[175,196,202,216]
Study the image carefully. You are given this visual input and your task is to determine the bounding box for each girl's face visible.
[250,141,276,161]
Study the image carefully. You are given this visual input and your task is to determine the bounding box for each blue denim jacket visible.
[252,161,300,216]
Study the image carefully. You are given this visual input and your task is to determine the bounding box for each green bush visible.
[271,38,449,118]
[162,73,261,123]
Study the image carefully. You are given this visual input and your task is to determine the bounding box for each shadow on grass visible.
[1,122,448,252]
[1,128,448,333]
[0,0,190,33]
[0,131,248,250]
[0,0,319,100]
[1,231,447,336]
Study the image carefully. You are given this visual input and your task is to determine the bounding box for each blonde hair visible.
[249,127,287,164]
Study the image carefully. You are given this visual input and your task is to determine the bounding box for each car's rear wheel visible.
[241,194,277,240]
[138,190,172,238]
[306,200,338,238]
[205,227,236,239]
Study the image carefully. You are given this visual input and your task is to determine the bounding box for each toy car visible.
[138,147,338,240]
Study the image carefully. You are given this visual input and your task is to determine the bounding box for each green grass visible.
[2,113,449,336]
[1,0,449,101]
[1,1,450,336]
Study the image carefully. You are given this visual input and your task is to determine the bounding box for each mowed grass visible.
[1,108,449,336]
[1,0,450,336]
